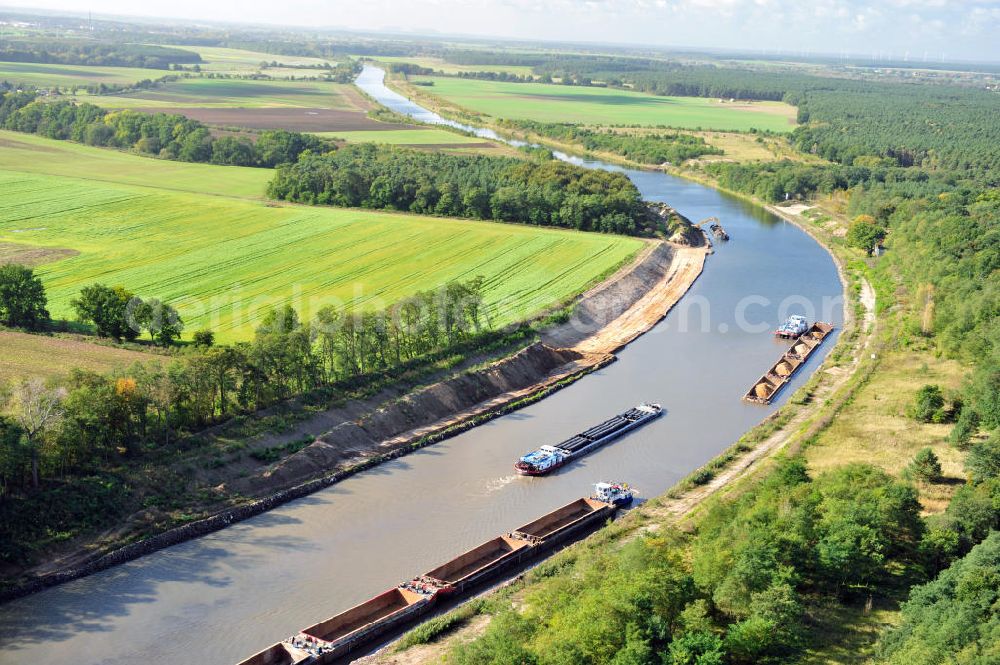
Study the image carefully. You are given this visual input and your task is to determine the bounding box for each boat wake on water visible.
[483,474,521,495]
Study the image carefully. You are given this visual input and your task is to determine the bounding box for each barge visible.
[743,321,834,404]
[514,403,663,476]
[237,494,619,665]
[512,497,614,543]
[420,535,531,595]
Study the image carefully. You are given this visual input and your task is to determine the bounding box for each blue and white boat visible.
[514,403,663,476]
[774,315,809,339]
[592,482,635,507]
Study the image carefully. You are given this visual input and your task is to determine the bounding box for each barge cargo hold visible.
[236,642,311,665]
[292,587,433,662]
[422,535,531,594]
[513,497,614,543]
[236,495,618,665]
[743,321,834,404]
[514,403,663,476]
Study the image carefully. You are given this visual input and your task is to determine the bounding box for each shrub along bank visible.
[0,277,517,571]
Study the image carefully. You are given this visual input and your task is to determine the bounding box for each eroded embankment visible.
[235,241,705,495]
[2,238,706,601]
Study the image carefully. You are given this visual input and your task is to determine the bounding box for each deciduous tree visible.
[0,263,49,330]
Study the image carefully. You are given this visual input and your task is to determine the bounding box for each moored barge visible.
[744,321,834,404]
[514,403,663,476]
[237,494,619,664]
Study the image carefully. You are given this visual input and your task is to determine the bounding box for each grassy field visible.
[0,62,171,88]
[418,77,797,132]
[804,348,967,514]
[0,133,641,342]
[315,128,487,145]
[0,330,167,382]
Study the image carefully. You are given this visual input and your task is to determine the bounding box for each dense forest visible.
[0,90,330,167]
[267,143,652,234]
[792,86,1000,178]
[498,119,723,165]
[549,60,1000,179]
[0,39,202,69]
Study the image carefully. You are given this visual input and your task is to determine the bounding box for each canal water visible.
[0,67,843,665]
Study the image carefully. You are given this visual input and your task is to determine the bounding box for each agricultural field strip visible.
[76,78,362,110]
[0,131,271,199]
[0,46,335,89]
[0,61,171,87]
[367,55,535,76]
[0,165,640,341]
[314,129,486,145]
[165,45,336,73]
[418,76,797,133]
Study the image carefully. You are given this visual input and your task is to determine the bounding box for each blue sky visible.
[15,0,1000,62]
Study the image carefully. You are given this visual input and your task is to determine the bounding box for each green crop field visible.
[369,55,534,76]
[67,77,363,109]
[418,77,797,132]
[0,46,335,90]
[0,62,171,88]
[170,45,335,74]
[0,132,270,198]
[315,128,486,145]
[0,133,641,342]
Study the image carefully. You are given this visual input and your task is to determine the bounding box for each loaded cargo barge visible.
[514,403,663,476]
[743,321,834,404]
[236,496,617,665]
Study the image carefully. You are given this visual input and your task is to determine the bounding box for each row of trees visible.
[267,143,651,234]
[0,277,490,500]
[72,283,185,346]
[498,119,723,165]
[0,39,203,69]
[0,90,331,167]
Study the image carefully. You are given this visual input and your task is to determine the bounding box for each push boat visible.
[592,481,634,507]
[236,492,621,665]
[514,403,663,476]
[774,315,809,339]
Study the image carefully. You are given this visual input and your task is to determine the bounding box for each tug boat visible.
[592,481,635,507]
[774,315,809,339]
[514,403,663,476]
